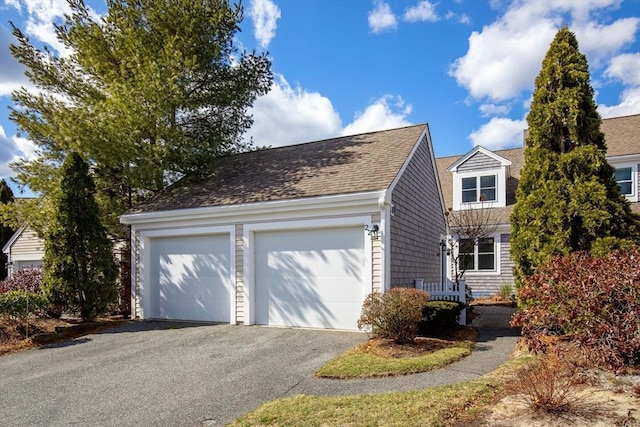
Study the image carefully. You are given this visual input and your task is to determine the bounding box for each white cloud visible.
[449,0,639,103]
[342,95,412,136]
[469,117,527,150]
[445,11,471,24]
[0,24,32,97]
[0,125,19,169]
[245,76,414,147]
[245,75,342,147]
[6,0,73,56]
[368,0,398,34]
[0,124,37,180]
[458,14,471,24]
[248,0,281,49]
[479,103,512,117]
[450,19,557,101]
[403,1,439,23]
[598,86,640,118]
[605,53,640,86]
[573,18,640,67]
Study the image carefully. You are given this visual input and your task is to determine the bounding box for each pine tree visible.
[0,179,16,280]
[43,153,118,320]
[9,0,271,313]
[511,27,639,284]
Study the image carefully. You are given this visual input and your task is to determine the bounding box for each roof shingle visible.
[132,124,427,213]
[435,114,640,218]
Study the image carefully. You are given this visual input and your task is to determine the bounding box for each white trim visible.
[380,203,391,291]
[388,126,426,193]
[2,225,26,254]
[607,153,640,163]
[130,227,137,319]
[121,191,385,227]
[452,167,508,210]
[454,233,501,275]
[137,225,236,323]
[243,216,373,326]
[610,161,638,203]
[446,146,512,172]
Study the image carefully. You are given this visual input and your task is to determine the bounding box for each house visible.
[120,124,447,330]
[2,225,44,278]
[436,113,640,297]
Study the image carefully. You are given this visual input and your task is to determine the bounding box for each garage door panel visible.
[255,227,366,330]
[149,235,230,322]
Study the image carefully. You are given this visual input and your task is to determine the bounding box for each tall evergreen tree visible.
[511,27,639,284]
[43,152,117,320]
[0,179,16,280]
[9,0,272,312]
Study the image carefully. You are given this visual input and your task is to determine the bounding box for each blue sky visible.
[1,0,639,195]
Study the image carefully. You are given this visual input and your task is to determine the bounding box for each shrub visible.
[358,288,430,344]
[0,267,43,294]
[498,283,513,301]
[510,351,582,413]
[511,247,640,371]
[418,301,465,335]
[0,291,48,320]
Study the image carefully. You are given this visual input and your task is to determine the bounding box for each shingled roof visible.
[435,114,640,219]
[131,124,427,213]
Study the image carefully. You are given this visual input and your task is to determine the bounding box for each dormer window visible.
[447,146,511,211]
[462,175,496,203]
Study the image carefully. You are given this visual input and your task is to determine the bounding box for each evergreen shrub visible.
[418,300,465,335]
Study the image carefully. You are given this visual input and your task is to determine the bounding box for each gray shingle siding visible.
[390,135,446,286]
[463,233,515,297]
[457,152,502,172]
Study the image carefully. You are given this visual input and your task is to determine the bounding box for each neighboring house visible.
[120,124,447,330]
[436,113,640,297]
[2,226,44,278]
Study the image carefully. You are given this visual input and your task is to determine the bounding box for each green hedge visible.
[418,300,465,336]
[0,291,48,319]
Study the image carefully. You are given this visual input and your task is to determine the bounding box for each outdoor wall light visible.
[365,224,380,240]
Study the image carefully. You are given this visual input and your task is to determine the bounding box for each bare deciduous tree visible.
[444,202,502,287]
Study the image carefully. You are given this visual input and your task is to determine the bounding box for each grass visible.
[229,354,534,427]
[229,381,499,427]
[315,328,477,378]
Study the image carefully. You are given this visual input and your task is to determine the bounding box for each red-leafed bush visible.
[0,267,44,294]
[511,247,640,371]
[358,288,430,344]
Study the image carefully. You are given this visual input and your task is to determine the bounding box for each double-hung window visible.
[461,175,496,203]
[458,237,495,271]
[615,167,633,195]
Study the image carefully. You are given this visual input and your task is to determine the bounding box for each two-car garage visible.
[141,222,370,330]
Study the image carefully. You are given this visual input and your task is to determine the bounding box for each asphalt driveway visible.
[0,307,519,426]
[0,322,366,426]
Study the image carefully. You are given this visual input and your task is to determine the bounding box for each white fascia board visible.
[2,225,26,254]
[387,125,426,194]
[607,153,640,163]
[387,124,447,228]
[447,146,512,172]
[120,191,386,228]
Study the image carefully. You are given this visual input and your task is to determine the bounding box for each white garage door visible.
[149,234,231,322]
[254,227,366,330]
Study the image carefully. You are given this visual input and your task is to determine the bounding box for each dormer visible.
[447,146,512,210]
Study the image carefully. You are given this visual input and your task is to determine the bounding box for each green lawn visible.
[229,378,499,427]
[315,329,477,378]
